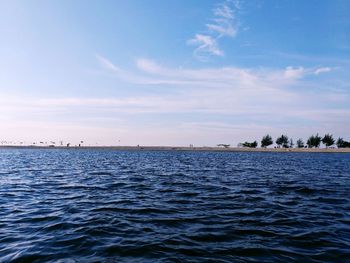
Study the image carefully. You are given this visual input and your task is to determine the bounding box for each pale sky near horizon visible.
[0,0,349,146]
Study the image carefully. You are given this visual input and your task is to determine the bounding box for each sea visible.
[0,148,349,262]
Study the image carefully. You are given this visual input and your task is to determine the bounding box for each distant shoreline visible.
[1,145,350,153]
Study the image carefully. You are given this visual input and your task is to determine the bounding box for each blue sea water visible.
[0,149,349,262]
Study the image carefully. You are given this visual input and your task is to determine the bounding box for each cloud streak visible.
[98,56,332,92]
[314,67,332,75]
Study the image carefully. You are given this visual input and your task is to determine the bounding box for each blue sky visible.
[0,0,349,146]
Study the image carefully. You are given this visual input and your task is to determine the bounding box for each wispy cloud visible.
[207,0,240,37]
[1,55,337,118]
[96,54,122,72]
[95,55,342,127]
[99,55,332,91]
[283,66,305,79]
[187,34,223,59]
[314,67,332,75]
[188,0,241,60]
[283,66,334,79]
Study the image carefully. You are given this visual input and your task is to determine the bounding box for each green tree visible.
[322,134,335,148]
[306,136,313,148]
[289,138,294,148]
[261,134,273,148]
[242,141,258,148]
[313,134,322,148]
[337,138,344,148]
[337,138,350,148]
[276,135,289,148]
[296,138,304,148]
[307,134,322,148]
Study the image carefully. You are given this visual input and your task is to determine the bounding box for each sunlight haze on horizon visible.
[0,0,349,146]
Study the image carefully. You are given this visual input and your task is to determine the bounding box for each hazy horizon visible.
[1,0,349,146]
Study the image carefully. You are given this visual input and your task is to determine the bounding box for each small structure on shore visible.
[217,144,230,148]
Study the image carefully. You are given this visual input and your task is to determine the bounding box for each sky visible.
[0,0,349,146]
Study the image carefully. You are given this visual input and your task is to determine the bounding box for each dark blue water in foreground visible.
[0,149,350,262]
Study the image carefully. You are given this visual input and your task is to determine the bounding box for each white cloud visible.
[314,67,332,75]
[187,34,223,59]
[95,56,350,127]
[283,66,305,79]
[96,54,121,72]
[95,57,347,120]
[207,0,240,37]
[136,58,165,74]
[206,23,237,37]
[98,56,328,93]
[188,0,241,59]
[214,3,234,19]
[282,66,333,79]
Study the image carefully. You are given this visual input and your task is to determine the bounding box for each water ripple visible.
[0,149,350,262]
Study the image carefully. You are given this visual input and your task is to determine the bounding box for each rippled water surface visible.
[0,149,350,262]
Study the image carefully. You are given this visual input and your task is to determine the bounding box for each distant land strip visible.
[1,145,350,153]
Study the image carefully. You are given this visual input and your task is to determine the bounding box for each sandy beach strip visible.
[1,145,350,153]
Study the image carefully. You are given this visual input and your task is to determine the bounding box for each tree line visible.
[240,134,350,149]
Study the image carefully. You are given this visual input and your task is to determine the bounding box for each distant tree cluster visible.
[337,138,350,148]
[276,134,289,148]
[241,141,258,148]
[261,135,273,148]
[306,134,322,148]
[239,133,349,149]
[296,138,304,148]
